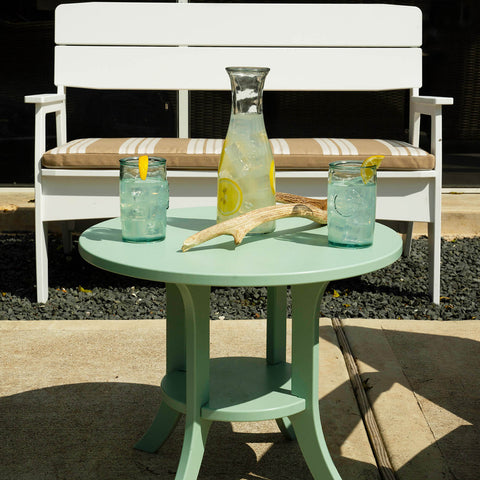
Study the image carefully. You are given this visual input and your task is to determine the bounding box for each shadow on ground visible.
[1,323,479,479]
[0,381,365,480]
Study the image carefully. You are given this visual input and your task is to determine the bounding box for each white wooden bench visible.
[25,2,452,304]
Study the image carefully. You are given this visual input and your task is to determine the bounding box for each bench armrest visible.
[25,94,67,182]
[411,95,454,106]
[25,93,66,105]
[409,95,453,162]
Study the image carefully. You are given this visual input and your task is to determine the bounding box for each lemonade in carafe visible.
[217,67,276,234]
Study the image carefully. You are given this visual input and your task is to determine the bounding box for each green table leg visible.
[267,286,296,440]
[166,283,187,374]
[289,282,341,480]
[134,402,181,453]
[173,284,212,480]
[135,282,213,478]
[134,283,185,452]
[267,286,287,365]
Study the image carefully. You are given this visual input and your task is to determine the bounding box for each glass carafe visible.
[216,66,276,233]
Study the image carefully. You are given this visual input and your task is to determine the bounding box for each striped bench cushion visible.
[42,137,435,170]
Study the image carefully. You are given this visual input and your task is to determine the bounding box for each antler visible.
[275,192,327,210]
[181,196,327,252]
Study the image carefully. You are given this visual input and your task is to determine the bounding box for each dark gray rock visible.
[0,233,478,320]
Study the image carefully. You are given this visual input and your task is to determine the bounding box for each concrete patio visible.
[1,318,478,479]
[1,187,479,478]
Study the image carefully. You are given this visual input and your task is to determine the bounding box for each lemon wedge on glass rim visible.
[361,155,384,184]
[138,155,149,180]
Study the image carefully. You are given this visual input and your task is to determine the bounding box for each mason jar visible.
[119,156,169,242]
[327,160,377,247]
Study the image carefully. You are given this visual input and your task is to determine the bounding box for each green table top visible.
[79,206,403,287]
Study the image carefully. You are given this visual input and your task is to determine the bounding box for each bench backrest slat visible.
[55,46,422,91]
[55,3,422,48]
[54,3,423,91]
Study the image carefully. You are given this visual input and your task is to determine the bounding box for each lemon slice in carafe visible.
[217,178,243,216]
[269,160,276,195]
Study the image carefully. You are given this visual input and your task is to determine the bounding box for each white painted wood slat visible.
[55,3,422,47]
[55,46,422,91]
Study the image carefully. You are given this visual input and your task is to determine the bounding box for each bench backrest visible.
[54,2,423,92]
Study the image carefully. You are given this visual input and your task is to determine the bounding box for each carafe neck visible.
[227,66,269,115]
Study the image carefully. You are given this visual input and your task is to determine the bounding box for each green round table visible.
[79,206,402,480]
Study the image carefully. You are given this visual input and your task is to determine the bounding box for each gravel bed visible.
[0,232,478,321]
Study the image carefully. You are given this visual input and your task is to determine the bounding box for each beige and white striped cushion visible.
[42,137,435,170]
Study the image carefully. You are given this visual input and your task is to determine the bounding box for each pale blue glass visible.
[119,157,169,242]
[327,161,377,248]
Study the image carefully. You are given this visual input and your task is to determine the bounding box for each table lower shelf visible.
[161,357,306,422]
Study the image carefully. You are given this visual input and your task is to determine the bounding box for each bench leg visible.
[36,220,49,303]
[61,220,75,254]
[402,221,414,257]
[428,221,441,305]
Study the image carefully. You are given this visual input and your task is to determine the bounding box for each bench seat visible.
[42,137,435,171]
